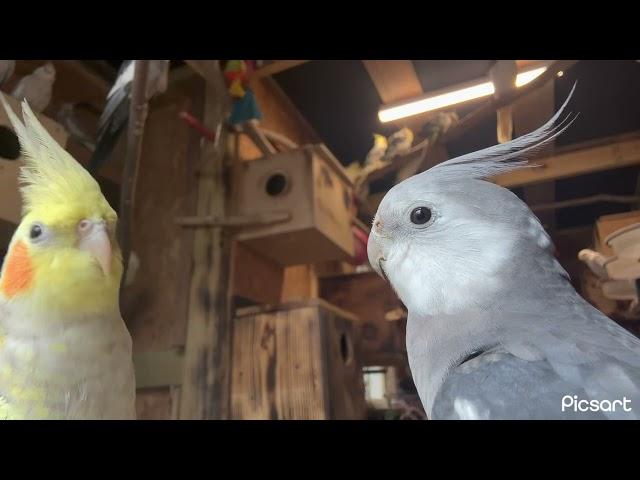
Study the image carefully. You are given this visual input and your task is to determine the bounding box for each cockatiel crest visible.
[0,93,123,308]
[2,96,113,224]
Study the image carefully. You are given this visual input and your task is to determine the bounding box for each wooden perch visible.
[531,194,640,213]
[240,120,277,155]
[176,211,292,228]
[253,60,309,79]
[118,60,150,285]
[260,127,299,150]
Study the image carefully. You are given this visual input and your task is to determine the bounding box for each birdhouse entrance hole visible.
[0,126,20,160]
[265,172,289,197]
[340,332,353,365]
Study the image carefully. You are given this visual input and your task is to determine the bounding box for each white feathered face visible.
[368,176,526,317]
[368,82,576,317]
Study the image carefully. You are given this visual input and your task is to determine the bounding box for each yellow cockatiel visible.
[0,94,136,419]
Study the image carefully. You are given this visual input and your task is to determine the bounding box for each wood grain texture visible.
[123,91,198,352]
[119,77,204,420]
[179,68,235,419]
[231,301,366,419]
[493,136,640,188]
[231,306,327,419]
[231,147,354,266]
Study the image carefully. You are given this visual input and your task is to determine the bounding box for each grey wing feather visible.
[90,61,134,172]
[98,60,134,136]
[432,348,614,420]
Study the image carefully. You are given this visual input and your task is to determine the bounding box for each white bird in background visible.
[56,103,96,152]
[489,60,518,144]
[384,127,414,161]
[124,251,140,288]
[90,60,170,174]
[421,111,459,145]
[11,62,56,113]
[0,60,16,87]
[364,133,389,168]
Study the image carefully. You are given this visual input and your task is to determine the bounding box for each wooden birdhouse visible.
[0,93,68,224]
[230,144,355,266]
[230,299,367,420]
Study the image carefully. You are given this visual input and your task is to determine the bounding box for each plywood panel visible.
[231,306,327,419]
[231,301,366,419]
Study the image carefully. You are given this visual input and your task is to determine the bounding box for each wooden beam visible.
[179,64,234,420]
[362,60,423,104]
[259,76,322,144]
[531,194,640,213]
[253,60,309,79]
[176,211,291,228]
[184,60,221,84]
[493,135,640,188]
[241,120,277,155]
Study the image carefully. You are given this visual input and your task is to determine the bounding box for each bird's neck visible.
[406,309,502,416]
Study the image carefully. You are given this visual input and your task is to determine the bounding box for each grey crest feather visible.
[426,82,578,181]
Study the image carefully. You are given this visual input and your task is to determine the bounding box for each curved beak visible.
[367,232,388,282]
[78,223,112,276]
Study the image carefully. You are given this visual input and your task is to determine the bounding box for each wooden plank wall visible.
[130,70,323,418]
[122,75,203,419]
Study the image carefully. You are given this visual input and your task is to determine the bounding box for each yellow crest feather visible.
[0,93,107,219]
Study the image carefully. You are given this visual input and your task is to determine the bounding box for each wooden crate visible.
[0,93,68,224]
[595,210,640,256]
[230,144,354,266]
[319,271,406,367]
[231,299,367,419]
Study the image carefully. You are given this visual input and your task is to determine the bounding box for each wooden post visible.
[179,62,234,419]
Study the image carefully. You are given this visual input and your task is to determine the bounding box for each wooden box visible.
[319,271,406,367]
[595,210,640,256]
[230,144,355,266]
[231,299,367,419]
[0,93,68,224]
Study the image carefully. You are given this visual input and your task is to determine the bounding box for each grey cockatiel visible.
[367,84,640,420]
[90,60,169,173]
[11,62,56,113]
[0,60,15,87]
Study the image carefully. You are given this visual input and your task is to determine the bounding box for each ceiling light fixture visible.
[378,62,552,123]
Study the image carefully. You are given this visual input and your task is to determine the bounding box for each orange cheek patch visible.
[0,241,34,298]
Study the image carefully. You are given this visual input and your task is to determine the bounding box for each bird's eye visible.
[78,219,91,232]
[29,224,43,240]
[410,207,432,225]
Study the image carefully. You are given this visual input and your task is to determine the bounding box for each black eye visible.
[30,224,43,240]
[410,207,432,225]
